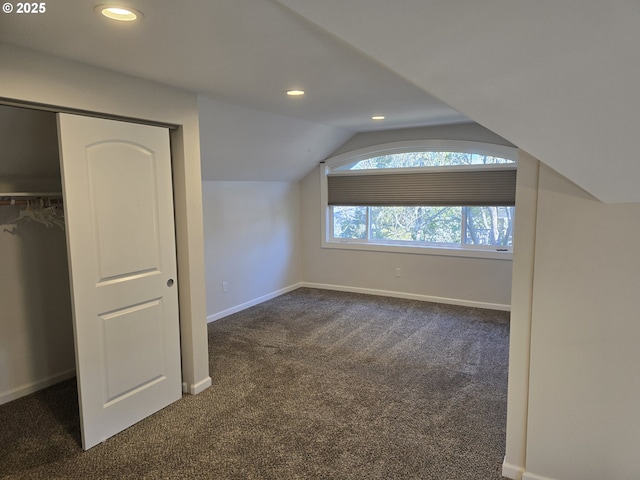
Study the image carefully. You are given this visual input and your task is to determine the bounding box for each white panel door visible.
[57,114,182,450]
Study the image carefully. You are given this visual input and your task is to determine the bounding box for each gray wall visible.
[202,180,303,320]
[200,122,516,319]
[299,123,515,309]
[0,106,74,404]
[523,161,640,479]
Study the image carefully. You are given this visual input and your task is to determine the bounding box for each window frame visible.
[320,140,517,260]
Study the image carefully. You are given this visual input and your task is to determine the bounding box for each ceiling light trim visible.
[96,5,143,22]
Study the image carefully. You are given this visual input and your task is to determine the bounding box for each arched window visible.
[321,140,517,258]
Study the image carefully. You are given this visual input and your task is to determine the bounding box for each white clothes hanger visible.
[7,199,65,230]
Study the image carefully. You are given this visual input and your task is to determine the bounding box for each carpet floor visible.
[0,288,510,479]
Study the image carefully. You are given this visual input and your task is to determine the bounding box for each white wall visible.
[299,123,515,309]
[0,106,75,404]
[300,166,512,308]
[0,214,74,403]
[203,181,302,320]
[520,163,640,480]
[0,44,211,395]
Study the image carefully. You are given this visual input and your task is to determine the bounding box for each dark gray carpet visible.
[0,288,510,479]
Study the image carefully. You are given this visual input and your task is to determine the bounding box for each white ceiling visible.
[0,0,466,132]
[198,95,352,182]
[2,0,639,201]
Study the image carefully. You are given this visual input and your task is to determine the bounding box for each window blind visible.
[327,167,517,207]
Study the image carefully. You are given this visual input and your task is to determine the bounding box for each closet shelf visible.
[0,192,63,197]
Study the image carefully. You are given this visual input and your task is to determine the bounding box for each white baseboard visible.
[183,376,212,395]
[0,368,76,406]
[502,459,525,480]
[301,282,511,312]
[522,472,557,480]
[206,281,509,324]
[207,282,304,323]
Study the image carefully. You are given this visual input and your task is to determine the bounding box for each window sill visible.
[322,240,513,260]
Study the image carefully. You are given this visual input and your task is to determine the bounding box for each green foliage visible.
[349,152,513,170]
[370,206,461,244]
[333,206,367,239]
[332,205,514,247]
[464,206,514,246]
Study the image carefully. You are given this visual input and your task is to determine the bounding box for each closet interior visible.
[0,104,75,405]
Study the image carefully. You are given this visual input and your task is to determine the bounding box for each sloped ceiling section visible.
[198,95,352,182]
[277,0,640,204]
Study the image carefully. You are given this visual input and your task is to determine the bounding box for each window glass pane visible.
[332,206,367,239]
[463,206,514,246]
[370,206,462,244]
[346,152,514,170]
[468,154,514,165]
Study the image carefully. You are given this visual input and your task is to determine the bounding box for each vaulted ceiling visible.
[1,1,638,201]
[276,0,640,203]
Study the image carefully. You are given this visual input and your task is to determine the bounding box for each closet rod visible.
[0,199,64,206]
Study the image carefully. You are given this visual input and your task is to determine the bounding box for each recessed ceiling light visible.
[371,115,385,120]
[96,5,143,22]
[285,90,305,96]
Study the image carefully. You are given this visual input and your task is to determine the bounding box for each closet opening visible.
[0,104,74,409]
[0,103,184,450]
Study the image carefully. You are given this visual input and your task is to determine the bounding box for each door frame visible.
[0,96,212,397]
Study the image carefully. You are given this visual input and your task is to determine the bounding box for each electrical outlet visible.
[222,281,229,293]
[395,268,401,278]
